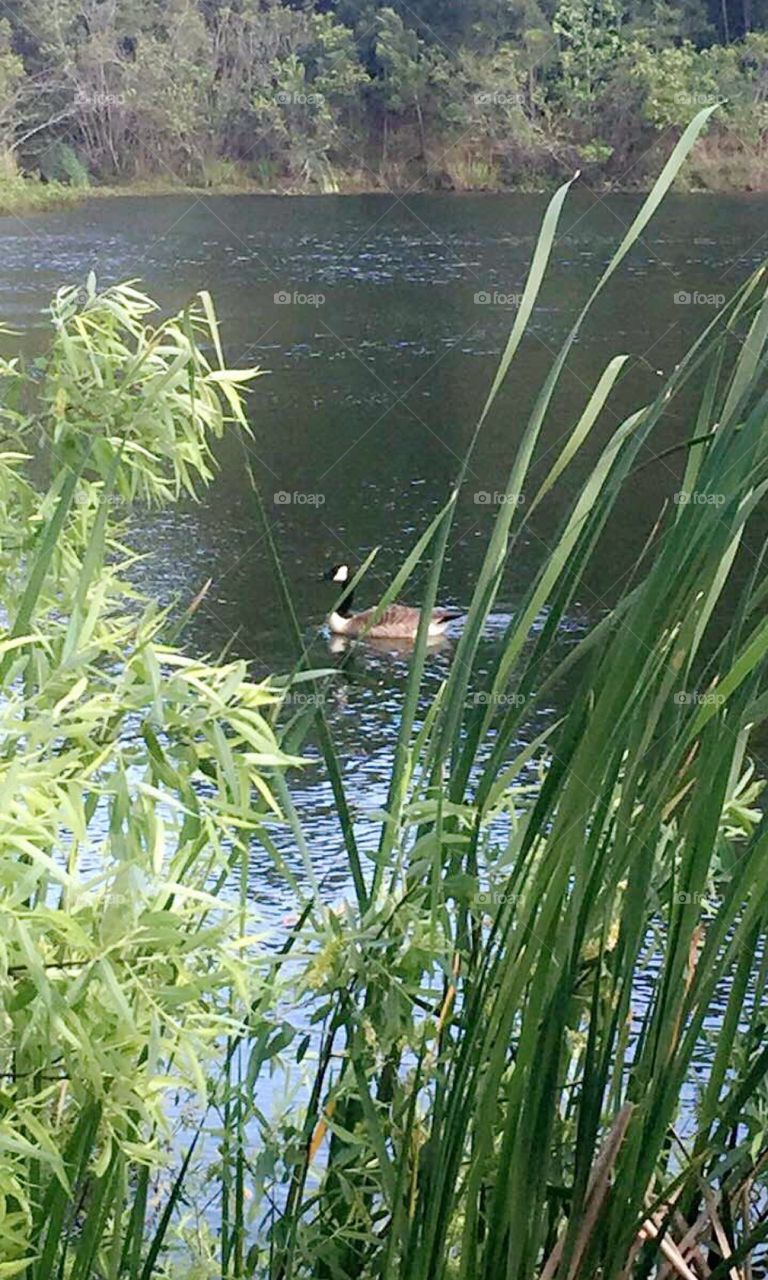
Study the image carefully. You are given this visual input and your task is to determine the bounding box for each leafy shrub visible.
[38,140,90,187]
[0,281,298,1274]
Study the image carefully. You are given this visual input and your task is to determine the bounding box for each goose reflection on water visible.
[327,630,453,658]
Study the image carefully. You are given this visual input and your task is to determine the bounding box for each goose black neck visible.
[336,586,355,617]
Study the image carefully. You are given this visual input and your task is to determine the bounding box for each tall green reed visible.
[260,108,768,1279]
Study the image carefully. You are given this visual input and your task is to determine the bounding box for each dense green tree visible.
[372,7,432,160]
[553,0,623,111]
[0,19,25,156]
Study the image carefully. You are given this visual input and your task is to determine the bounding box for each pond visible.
[3,188,767,912]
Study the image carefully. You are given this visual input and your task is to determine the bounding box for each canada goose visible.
[323,563,462,640]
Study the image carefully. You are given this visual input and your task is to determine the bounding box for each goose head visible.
[323,563,352,584]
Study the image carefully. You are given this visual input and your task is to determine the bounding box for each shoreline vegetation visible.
[2,141,767,218]
[5,109,768,1277]
[0,2,767,215]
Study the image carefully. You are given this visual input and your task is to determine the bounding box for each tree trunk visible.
[414,93,426,162]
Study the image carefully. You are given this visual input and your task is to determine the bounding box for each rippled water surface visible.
[4,189,767,908]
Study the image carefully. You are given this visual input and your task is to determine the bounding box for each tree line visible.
[0,0,766,192]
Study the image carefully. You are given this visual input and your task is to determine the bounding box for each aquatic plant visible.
[257,107,768,1279]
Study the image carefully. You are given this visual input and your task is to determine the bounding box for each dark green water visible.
[3,189,767,905]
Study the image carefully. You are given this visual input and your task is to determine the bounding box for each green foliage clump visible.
[0,177,80,213]
[38,141,89,187]
[0,280,300,1274]
[553,0,624,109]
